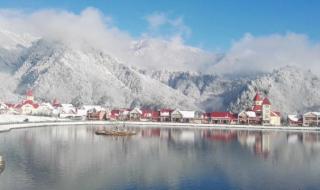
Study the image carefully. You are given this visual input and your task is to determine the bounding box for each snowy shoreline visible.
[0,115,320,133]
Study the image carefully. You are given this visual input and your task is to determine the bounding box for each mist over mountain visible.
[1,8,320,115]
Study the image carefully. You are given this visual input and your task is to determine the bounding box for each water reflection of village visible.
[2,126,320,190]
[135,127,320,159]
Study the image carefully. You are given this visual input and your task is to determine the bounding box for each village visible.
[0,90,318,127]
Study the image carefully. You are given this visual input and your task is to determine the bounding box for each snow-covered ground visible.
[0,114,68,124]
[0,116,320,133]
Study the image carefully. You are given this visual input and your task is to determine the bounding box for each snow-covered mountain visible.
[142,66,320,115]
[4,39,197,109]
[228,66,320,115]
[1,29,320,115]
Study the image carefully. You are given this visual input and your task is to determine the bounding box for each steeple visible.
[26,90,34,101]
[253,92,263,106]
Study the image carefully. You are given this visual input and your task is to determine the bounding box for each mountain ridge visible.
[0,31,319,116]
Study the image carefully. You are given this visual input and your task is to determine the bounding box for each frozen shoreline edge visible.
[1,120,320,133]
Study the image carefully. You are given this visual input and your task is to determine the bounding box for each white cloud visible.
[213,33,320,74]
[145,12,191,39]
[0,8,320,75]
[0,8,215,72]
[145,12,168,29]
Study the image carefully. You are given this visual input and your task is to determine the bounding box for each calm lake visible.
[0,125,320,190]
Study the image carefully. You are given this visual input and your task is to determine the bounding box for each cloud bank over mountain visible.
[214,33,320,74]
[0,8,217,72]
[1,8,320,113]
[0,7,320,74]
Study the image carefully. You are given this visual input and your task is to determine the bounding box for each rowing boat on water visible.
[95,129,137,136]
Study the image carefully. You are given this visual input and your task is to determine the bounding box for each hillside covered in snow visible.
[0,28,320,116]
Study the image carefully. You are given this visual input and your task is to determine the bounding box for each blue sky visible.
[0,0,319,51]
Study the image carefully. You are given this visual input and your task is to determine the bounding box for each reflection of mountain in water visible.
[0,126,320,190]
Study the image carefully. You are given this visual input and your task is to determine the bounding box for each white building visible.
[58,104,77,118]
[77,105,105,116]
[35,103,55,116]
[129,107,142,120]
[303,112,320,127]
[0,102,8,114]
[171,110,196,123]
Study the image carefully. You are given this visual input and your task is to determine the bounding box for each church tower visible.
[26,90,34,101]
[253,92,263,106]
[262,97,271,125]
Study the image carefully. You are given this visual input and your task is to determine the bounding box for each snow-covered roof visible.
[39,103,54,109]
[61,104,74,108]
[61,104,76,114]
[179,111,195,118]
[130,108,142,114]
[245,111,256,118]
[304,112,320,116]
[81,105,104,112]
[288,115,300,122]
[0,102,8,109]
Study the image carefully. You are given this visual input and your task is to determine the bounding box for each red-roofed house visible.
[140,109,160,122]
[110,109,130,121]
[159,109,173,122]
[252,105,262,112]
[110,109,120,120]
[140,109,152,121]
[13,90,40,115]
[152,111,160,122]
[243,92,281,126]
[87,110,106,120]
[15,100,39,115]
[207,112,238,124]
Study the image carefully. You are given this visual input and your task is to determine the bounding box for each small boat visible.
[95,129,137,136]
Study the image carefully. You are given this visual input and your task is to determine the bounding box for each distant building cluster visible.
[0,90,318,127]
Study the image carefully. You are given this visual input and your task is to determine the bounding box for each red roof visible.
[159,108,173,113]
[253,93,262,101]
[271,111,280,117]
[141,110,160,118]
[209,112,237,120]
[15,100,39,109]
[5,103,15,108]
[141,109,152,117]
[252,105,262,112]
[26,90,33,97]
[52,99,61,107]
[111,109,120,115]
[152,111,160,118]
[262,98,271,105]
[204,112,211,118]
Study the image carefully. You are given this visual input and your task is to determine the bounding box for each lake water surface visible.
[0,125,320,190]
